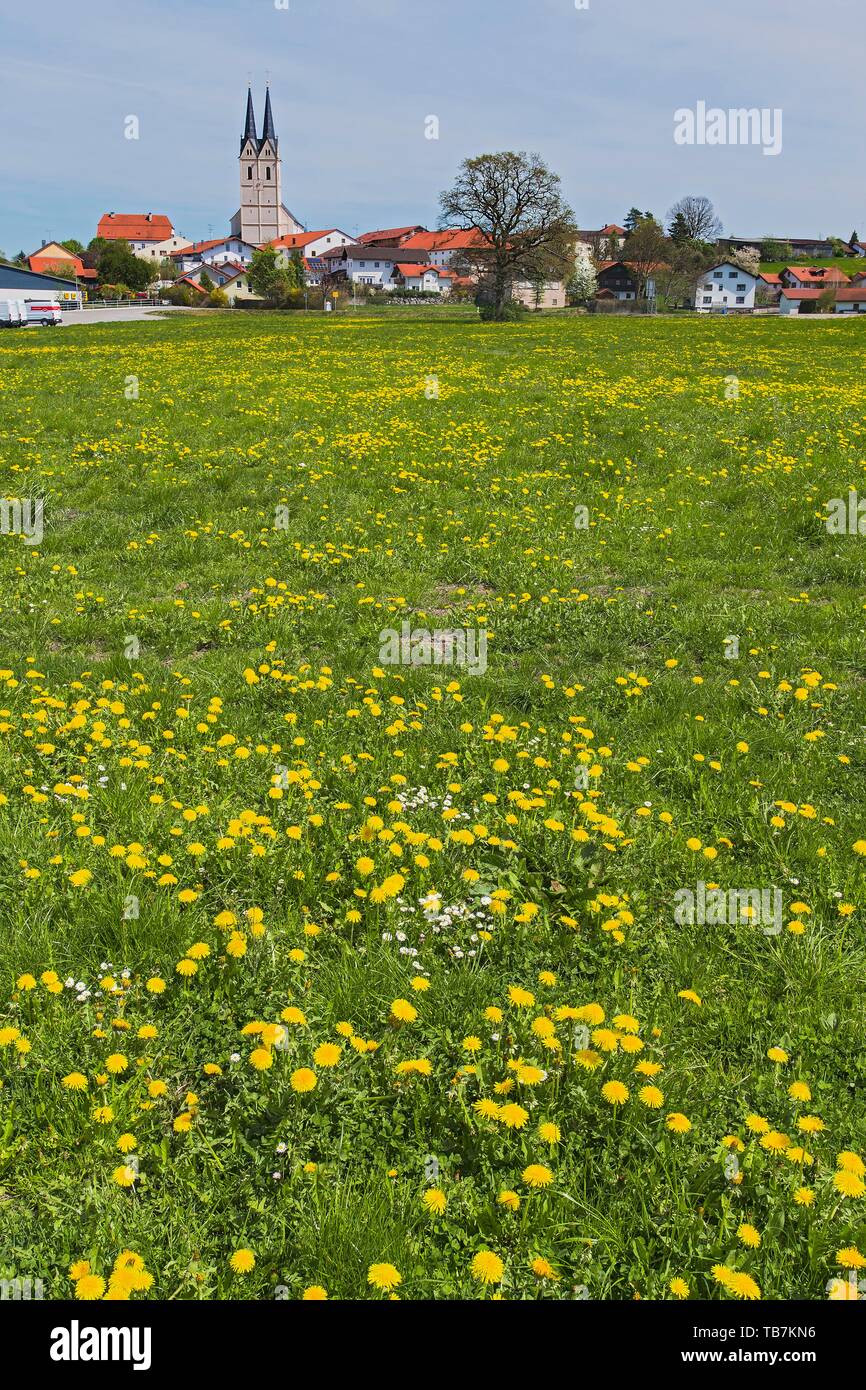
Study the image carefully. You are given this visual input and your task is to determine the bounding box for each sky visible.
[2,0,864,254]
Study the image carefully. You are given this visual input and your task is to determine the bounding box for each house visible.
[718,235,835,259]
[170,237,257,273]
[596,260,659,301]
[695,262,758,311]
[393,263,455,295]
[778,265,849,290]
[269,229,353,259]
[849,270,866,287]
[221,269,258,304]
[27,242,97,283]
[320,244,428,289]
[832,288,866,313]
[357,225,426,247]
[511,278,566,309]
[778,288,825,315]
[97,213,177,253]
[575,224,626,265]
[0,261,85,307]
[399,228,492,272]
[133,235,192,262]
[181,261,243,289]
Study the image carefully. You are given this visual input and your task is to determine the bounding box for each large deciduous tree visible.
[666,195,722,243]
[439,151,577,320]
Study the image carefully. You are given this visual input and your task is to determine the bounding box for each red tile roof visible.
[176,275,207,294]
[98,213,174,242]
[29,247,97,279]
[395,263,456,279]
[358,225,425,246]
[759,272,782,284]
[600,224,626,236]
[401,228,491,252]
[784,265,849,285]
[834,288,866,302]
[780,287,824,299]
[269,230,346,250]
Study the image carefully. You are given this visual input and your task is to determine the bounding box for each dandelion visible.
[737,1223,761,1249]
[230,1249,255,1274]
[367,1262,401,1292]
[601,1080,629,1106]
[522,1164,554,1188]
[669,1277,689,1299]
[291,1068,317,1093]
[666,1113,691,1133]
[422,1188,447,1215]
[470,1251,504,1285]
[302,1285,328,1299]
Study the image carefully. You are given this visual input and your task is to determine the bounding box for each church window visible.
[266,167,271,180]
[247,168,253,180]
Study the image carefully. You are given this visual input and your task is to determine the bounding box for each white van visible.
[24,300,63,327]
[0,300,25,328]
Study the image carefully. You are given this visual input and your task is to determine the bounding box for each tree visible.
[43,260,76,280]
[13,250,27,265]
[653,240,717,308]
[95,239,152,291]
[668,211,691,245]
[666,196,722,242]
[247,246,299,305]
[816,287,836,314]
[850,230,860,248]
[624,207,644,234]
[566,263,597,305]
[198,269,214,293]
[728,245,761,276]
[439,151,577,320]
[761,238,792,262]
[61,239,85,255]
[622,220,667,296]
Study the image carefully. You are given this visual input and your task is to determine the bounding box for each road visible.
[59,305,193,326]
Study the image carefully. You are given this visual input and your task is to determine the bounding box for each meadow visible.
[0,310,864,1302]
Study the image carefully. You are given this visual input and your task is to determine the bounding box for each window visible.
[266,167,271,180]
[728,271,737,278]
[703,296,712,304]
[247,168,252,180]
[736,296,745,304]
[713,271,722,279]
[737,284,746,292]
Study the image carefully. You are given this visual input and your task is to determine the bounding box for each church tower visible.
[230,86,303,246]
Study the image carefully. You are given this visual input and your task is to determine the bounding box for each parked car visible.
[24,300,63,327]
[0,299,26,328]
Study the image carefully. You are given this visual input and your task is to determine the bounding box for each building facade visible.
[695,262,757,311]
[230,87,303,247]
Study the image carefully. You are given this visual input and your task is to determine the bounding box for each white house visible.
[135,234,193,262]
[170,237,257,273]
[270,229,354,259]
[394,263,455,295]
[321,245,428,289]
[695,262,758,311]
[833,288,866,313]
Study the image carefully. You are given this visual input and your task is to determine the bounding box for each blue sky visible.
[2,0,864,254]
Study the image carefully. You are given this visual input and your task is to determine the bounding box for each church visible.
[229,87,304,246]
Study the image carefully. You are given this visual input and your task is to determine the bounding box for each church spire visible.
[261,86,277,149]
[241,87,257,152]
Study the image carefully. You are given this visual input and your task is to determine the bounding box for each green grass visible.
[0,312,864,1302]
[760,257,865,275]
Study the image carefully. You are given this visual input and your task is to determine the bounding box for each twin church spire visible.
[231,83,302,246]
[240,86,277,154]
